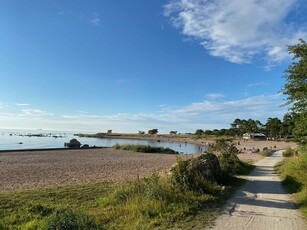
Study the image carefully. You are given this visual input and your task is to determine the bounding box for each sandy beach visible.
[0,148,180,192]
[0,140,297,192]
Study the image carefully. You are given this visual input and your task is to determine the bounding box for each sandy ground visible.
[0,148,182,192]
[0,139,297,192]
[205,150,306,230]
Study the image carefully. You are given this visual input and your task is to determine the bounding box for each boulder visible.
[191,153,222,184]
[66,138,81,148]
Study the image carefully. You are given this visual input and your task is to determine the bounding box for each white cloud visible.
[89,12,101,26]
[60,94,286,131]
[206,93,225,99]
[21,109,54,117]
[247,81,268,88]
[0,95,287,132]
[59,10,101,26]
[164,0,307,64]
[15,103,29,106]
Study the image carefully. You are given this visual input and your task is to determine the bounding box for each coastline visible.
[77,133,298,153]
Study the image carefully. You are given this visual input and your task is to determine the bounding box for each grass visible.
[0,174,243,230]
[0,183,111,229]
[260,149,275,157]
[113,144,178,154]
[0,157,253,229]
[282,147,296,157]
[275,146,307,218]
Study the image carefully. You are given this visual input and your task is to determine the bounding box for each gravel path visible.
[206,150,306,230]
[0,148,179,192]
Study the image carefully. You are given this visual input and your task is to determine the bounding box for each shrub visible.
[113,143,121,150]
[208,140,238,156]
[43,210,99,230]
[283,147,296,157]
[218,153,241,179]
[112,144,177,154]
[171,154,222,194]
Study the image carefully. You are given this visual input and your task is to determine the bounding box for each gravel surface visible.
[206,150,306,230]
[0,148,180,192]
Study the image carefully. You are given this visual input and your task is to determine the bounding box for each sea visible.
[0,129,204,154]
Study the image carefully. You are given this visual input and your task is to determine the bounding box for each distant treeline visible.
[194,115,296,139]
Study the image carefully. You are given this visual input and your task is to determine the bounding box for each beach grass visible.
[0,163,252,229]
[275,146,307,218]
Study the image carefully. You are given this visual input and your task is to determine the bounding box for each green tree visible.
[194,129,204,136]
[281,113,295,137]
[265,117,282,138]
[282,39,307,113]
[282,39,307,137]
[293,111,307,137]
[148,129,158,135]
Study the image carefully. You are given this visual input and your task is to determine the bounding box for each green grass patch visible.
[113,144,178,154]
[0,173,244,230]
[0,183,110,229]
[276,147,307,218]
[282,147,297,157]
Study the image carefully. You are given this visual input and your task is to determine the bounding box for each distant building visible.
[243,133,266,140]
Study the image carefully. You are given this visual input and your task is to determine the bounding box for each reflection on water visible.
[0,130,206,154]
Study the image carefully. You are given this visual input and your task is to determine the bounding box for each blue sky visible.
[1,0,307,133]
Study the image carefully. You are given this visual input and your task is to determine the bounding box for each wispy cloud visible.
[21,109,54,117]
[61,94,286,130]
[89,12,101,26]
[164,0,307,65]
[206,93,225,100]
[0,95,287,132]
[15,103,29,107]
[59,10,101,26]
[247,81,268,88]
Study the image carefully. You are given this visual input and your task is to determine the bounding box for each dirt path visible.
[206,150,306,230]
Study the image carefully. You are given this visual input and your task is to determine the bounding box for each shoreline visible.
[0,146,105,153]
[78,134,298,153]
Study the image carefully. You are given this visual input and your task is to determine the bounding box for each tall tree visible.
[282,39,307,113]
[282,39,307,137]
[265,118,282,138]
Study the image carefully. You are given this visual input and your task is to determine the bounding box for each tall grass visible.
[276,147,307,217]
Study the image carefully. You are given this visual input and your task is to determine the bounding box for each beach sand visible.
[0,139,297,192]
[0,148,180,192]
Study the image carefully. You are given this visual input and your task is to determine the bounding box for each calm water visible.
[0,130,204,154]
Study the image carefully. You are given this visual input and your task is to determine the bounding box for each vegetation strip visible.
[275,146,307,218]
[113,144,178,154]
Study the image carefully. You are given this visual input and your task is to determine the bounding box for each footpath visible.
[206,150,306,230]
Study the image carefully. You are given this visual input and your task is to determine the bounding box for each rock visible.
[65,139,81,148]
[192,153,222,184]
[81,144,89,148]
[171,153,222,186]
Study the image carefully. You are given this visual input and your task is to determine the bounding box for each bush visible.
[218,153,241,179]
[171,154,222,194]
[43,210,99,230]
[208,140,238,156]
[112,144,177,154]
[283,147,296,157]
